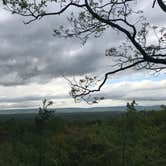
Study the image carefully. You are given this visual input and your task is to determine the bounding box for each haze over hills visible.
[0,105,161,115]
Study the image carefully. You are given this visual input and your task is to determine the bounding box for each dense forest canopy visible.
[0,106,166,166]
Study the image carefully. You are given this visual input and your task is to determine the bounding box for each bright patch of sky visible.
[106,72,166,84]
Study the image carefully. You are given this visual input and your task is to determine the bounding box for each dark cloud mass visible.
[0,11,113,86]
[2,0,152,87]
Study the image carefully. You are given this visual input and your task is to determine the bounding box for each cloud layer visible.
[0,78,165,109]
[0,8,115,86]
[0,1,165,109]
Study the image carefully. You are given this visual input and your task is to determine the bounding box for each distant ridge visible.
[0,105,161,114]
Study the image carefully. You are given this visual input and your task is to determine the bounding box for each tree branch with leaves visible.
[3,0,166,103]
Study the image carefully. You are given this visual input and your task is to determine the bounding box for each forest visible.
[0,104,165,166]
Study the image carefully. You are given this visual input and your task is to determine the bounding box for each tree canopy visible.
[2,0,166,103]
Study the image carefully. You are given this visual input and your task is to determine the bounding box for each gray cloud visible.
[0,94,69,103]
[0,12,115,86]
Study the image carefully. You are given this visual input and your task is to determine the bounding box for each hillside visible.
[0,107,165,166]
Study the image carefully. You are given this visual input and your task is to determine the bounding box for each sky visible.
[0,0,165,110]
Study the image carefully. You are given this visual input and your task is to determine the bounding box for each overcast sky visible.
[0,1,165,110]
